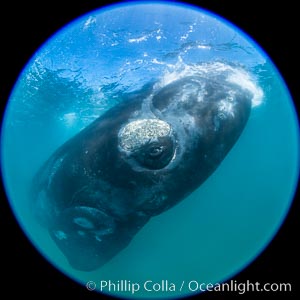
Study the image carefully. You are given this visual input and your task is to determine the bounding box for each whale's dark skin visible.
[32,74,252,271]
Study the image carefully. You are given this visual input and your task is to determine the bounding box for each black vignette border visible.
[0,0,298,299]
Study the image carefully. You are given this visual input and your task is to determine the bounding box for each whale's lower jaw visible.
[49,205,150,271]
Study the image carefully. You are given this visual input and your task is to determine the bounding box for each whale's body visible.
[32,72,252,271]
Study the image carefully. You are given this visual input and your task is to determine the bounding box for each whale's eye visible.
[149,145,163,157]
[135,137,174,170]
[118,119,175,170]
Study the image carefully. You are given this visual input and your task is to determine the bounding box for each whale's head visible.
[32,72,254,271]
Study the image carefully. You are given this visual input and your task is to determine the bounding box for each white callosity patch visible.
[154,61,264,108]
[218,90,237,118]
[218,100,235,117]
[54,230,68,240]
[119,119,171,151]
[181,79,207,104]
[178,83,201,103]
[73,217,95,229]
[214,91,237,131]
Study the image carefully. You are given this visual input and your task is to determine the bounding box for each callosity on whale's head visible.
[31,66,254,271]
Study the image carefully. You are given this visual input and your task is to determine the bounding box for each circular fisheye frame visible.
[1,1,299,299]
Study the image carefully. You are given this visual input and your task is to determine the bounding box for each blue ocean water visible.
[1,2,299,299]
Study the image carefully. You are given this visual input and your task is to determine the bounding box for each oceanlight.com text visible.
[187,280,292,294]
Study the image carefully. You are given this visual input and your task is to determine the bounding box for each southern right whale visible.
[31,66,254,271]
